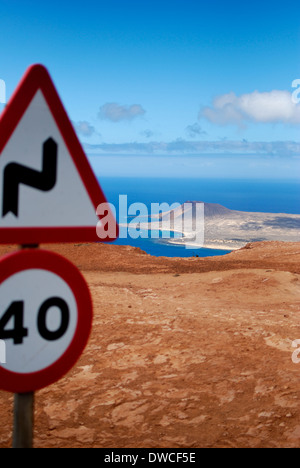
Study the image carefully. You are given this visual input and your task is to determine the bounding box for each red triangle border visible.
[0,64,118,245]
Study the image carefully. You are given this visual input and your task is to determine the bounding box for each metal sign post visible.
[0,249,93,447]
[0,64,118,448]
[13,392,34,449]
[11,244,38,449]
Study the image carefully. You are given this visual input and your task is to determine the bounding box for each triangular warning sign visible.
[0,64,118,244]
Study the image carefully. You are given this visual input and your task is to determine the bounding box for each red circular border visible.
[0,249,93,393]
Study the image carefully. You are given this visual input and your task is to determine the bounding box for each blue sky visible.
[0,0,300,178]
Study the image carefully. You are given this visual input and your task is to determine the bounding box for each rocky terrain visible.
[0,241,300,448]
[147,202,300,250]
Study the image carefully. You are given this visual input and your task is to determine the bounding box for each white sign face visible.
[0,90,98,228]
[0,249,93,393]
[0,64,118,244]
[0,268,77,374]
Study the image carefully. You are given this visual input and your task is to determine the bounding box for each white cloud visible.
[186,123,207,138]
[98,102,146,122]
[140,129,155,138]
[73,121,96,137]
[200,90,300,126]
[84,139,300,157]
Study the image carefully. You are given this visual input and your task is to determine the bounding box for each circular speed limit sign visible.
[0,249,93,393]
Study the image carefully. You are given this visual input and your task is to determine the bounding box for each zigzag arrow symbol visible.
[2,137,58,218]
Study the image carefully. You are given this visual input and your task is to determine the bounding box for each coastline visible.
[156,235,238,251]
[119,202,300,255]
[120,223,250,252]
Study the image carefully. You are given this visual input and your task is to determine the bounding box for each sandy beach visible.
[0,241,300,448]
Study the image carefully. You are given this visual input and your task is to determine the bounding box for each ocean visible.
[98,177,300,258]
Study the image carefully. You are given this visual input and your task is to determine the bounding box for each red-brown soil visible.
[0,241,300,448]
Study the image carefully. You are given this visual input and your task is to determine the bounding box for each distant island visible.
[137,201,300,250]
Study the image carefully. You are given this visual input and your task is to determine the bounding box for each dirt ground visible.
[0,241,300,448]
